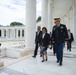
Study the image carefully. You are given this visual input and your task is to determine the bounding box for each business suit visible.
[39,33,50,48]
[33,31,42,57]
[52,24,68,65]
[39,33,50,61]
[67,33,74,51]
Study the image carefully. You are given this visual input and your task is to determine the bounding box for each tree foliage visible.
[10,22,23,26]
[36,16,41,22]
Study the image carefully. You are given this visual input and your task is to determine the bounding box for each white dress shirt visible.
[68,32,71,39]
[42,33,45,38]
[37,31,40,35]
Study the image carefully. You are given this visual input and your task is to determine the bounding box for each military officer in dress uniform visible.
[52,18,68,66]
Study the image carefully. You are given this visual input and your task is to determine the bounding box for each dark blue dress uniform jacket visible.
[52,24,68,43]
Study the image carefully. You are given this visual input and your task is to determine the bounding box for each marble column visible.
[61,16,65,24]
[12,29,15,39]
[66,14,69,29]
[48,0,53,32]
[25,0,36,50]
[16,29,18,39]
[10,29,12,39]
[8,29,10,38]
[73,0,76,42]
[15,29,16,38]
[41,0,48,28]
[67,9,72,30]
[6,29,8,39]
[1,29,4,38]
[64,15,69,29]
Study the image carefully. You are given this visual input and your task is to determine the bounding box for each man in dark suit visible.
[32,26,42,58]
[67,29,74,51]
[52,18,68,66]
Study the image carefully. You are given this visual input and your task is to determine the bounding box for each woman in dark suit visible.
[39,27,50,62]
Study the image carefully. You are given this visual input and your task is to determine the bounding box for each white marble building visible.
[0,25,25,59]
[0,25,25,41]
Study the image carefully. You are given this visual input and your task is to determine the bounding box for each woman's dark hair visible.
[42,27,47,32]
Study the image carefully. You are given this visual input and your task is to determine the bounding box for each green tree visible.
[36,16,41,22]
[10,22,23,26]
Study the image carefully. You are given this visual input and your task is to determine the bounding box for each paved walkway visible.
[0,46,76,75]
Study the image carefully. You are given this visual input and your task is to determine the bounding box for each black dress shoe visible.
[59,63,62,66]
[57,60,59,63]
[40,55,42,57]
[32,56,36,58]
[46,59,48,61]
[41,60,44,62]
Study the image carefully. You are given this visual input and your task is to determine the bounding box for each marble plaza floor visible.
[0,46,76,75]
[0,57,16,66]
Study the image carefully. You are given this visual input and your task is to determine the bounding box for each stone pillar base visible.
[0,61,4,67]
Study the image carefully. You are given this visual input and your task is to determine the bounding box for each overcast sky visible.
[0,0,42,26]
